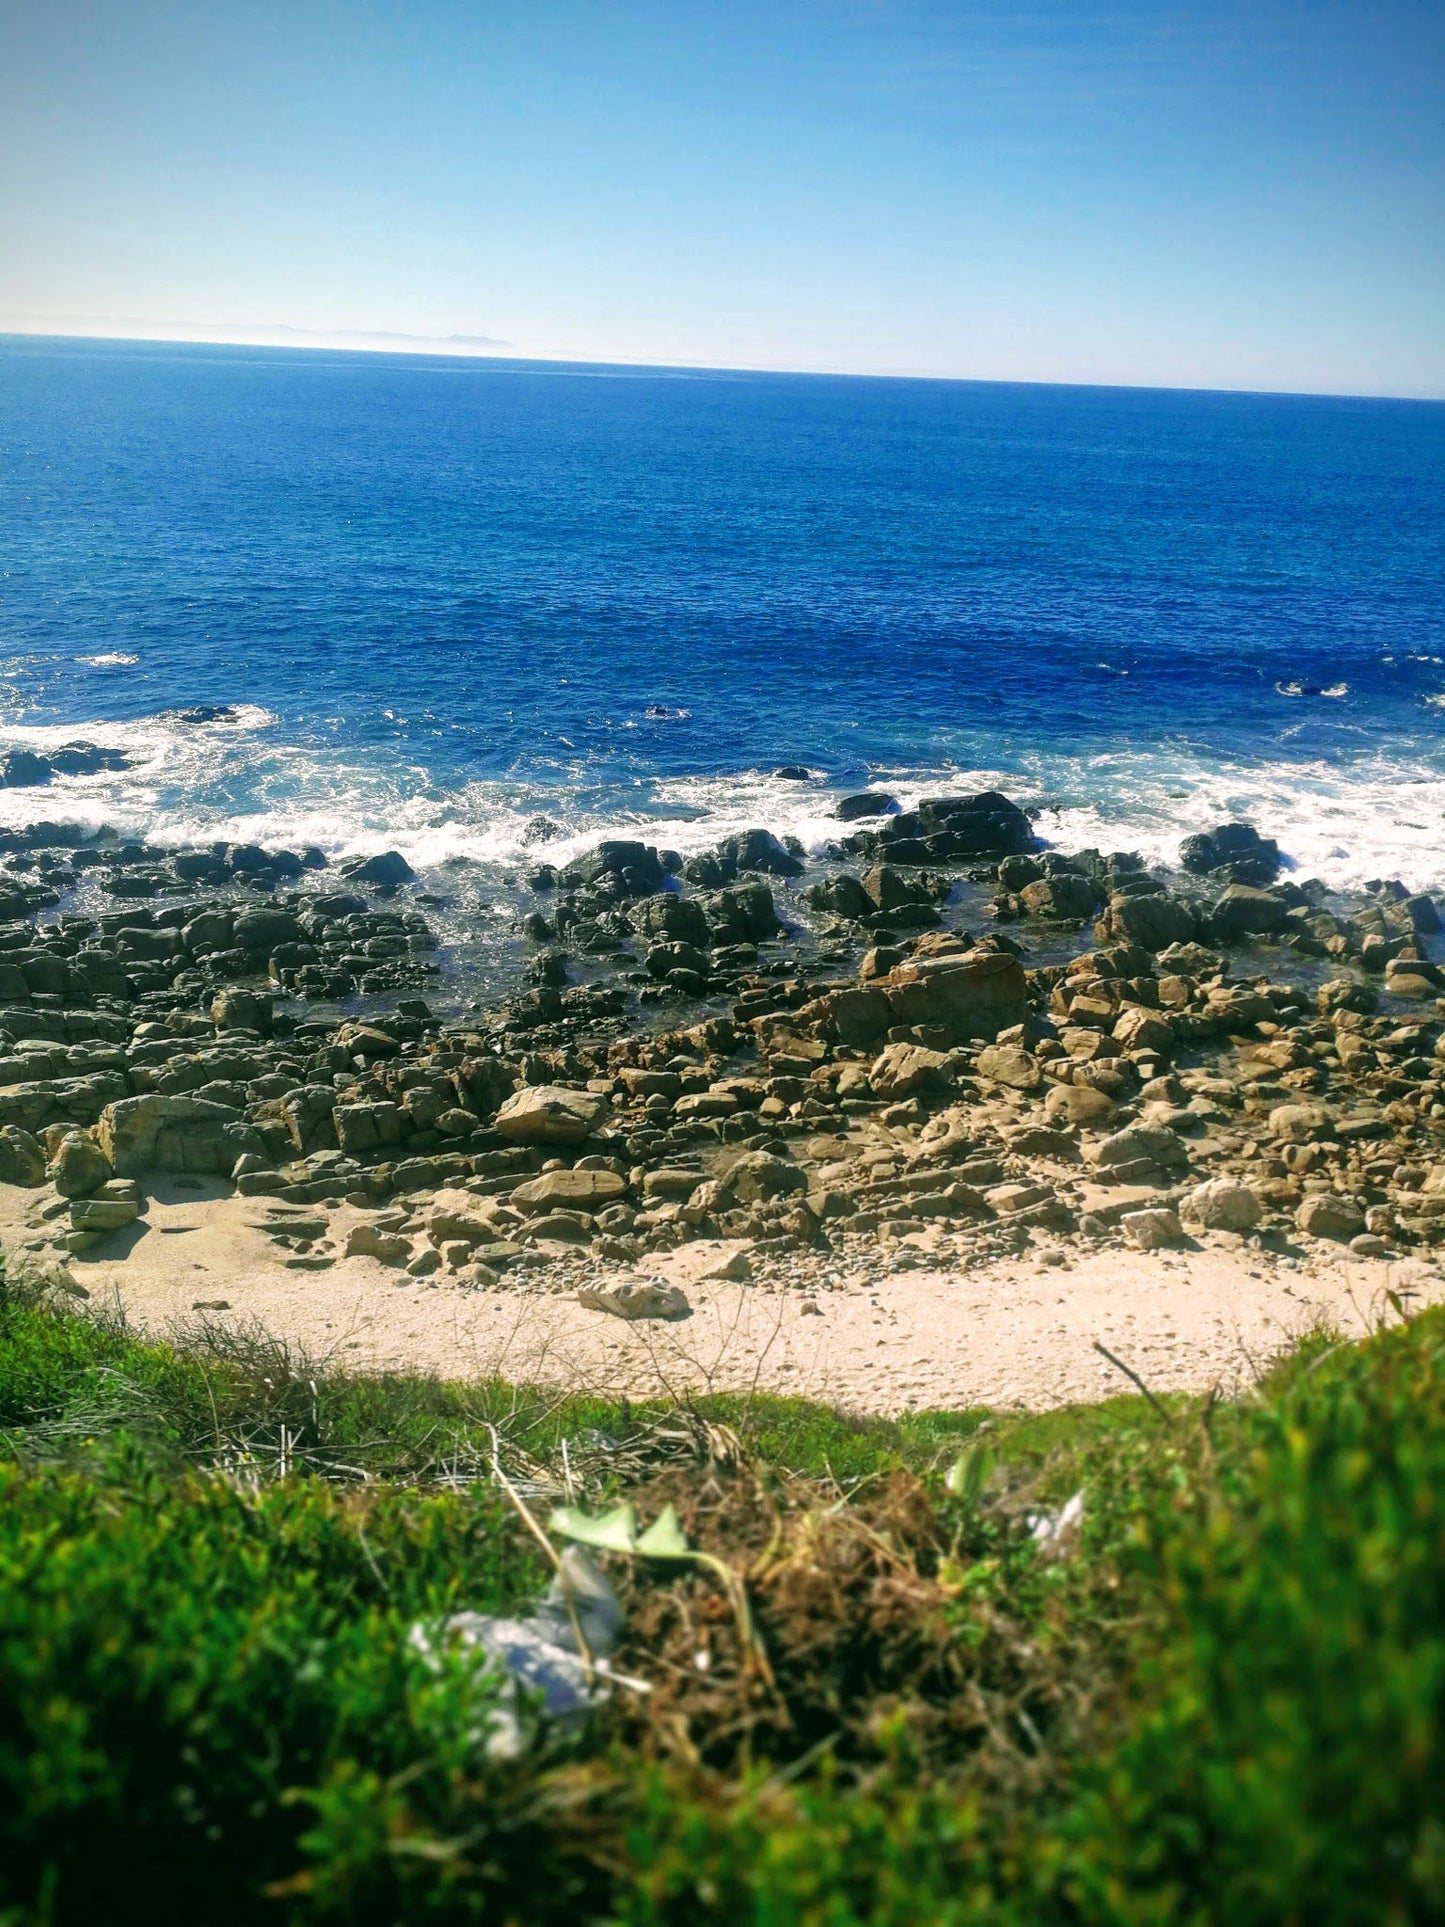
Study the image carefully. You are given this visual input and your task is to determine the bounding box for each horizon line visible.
[2,320,1442,407]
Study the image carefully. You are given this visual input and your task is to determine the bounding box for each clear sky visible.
[2,0,1442,396]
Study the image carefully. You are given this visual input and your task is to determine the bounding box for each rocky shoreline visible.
[1,787,1443,1320]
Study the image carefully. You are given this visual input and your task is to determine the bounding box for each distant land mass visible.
[0,316,513,356]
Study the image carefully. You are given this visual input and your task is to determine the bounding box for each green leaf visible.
[945,1441,994,1508]
[547,1502,639,1554]
[635,1503,691,1560]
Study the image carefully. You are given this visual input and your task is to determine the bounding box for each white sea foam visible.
[0,705,1441,895]
[75,653,140,667]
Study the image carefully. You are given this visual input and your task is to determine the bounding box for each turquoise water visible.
[2,332,1443,888]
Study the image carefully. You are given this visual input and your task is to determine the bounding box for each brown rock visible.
[723,1151,808,1204]
[878,949,1028,1042]
[869,1042,951,1099]
[1113,1006,1175,1055]
[1296,1194,1366,1241]
[576,1281,691,1321]
[1269,1102,1334,1142]
[1045,1083,1117,1127]
[48,1130,112,1198]
[511,1168,626,1212]
[494,1085,606,1145]
[345,1223,412,1266]
[974,1042,1042,1090]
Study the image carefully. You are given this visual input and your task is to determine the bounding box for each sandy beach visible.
[12,1174,1439,1415]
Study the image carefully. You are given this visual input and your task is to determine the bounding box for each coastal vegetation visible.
[2,1260,1440,1924]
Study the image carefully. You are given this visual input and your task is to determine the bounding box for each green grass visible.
[1,1260,1442,1925]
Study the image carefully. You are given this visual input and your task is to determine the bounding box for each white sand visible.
[7,1176,1439,1415]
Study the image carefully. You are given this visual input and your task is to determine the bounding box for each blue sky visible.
[1,0,1442,395]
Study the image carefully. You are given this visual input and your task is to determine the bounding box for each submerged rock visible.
[835,791,897,821]
[342,850,416,888]
[1179,822,1281,887]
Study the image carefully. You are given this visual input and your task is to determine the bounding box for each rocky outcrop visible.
[1179,822,1281,887]
[98,1093,243,1177]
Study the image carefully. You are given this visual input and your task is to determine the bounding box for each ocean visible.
[2,332,1444,915]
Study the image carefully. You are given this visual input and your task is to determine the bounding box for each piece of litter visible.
[1026,1490,1085,1553]
[409,1547,630,1759]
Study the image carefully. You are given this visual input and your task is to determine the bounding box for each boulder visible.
[722,1151,808,1205]
[1179,823,1281,886]
[527,1212,594,1246]
[345,1223,412,1266]
[69,1195,140,1233]
[576,1281,692,1321]
[806,875,875,920]
[424,1194,499,1247]
[48,1130,111,1198]
[715,829,804,878]
[816,983,894,1048]
[342,850,416,888]
[1180,1178,1262,1233]
[875,949,1028,1044]
[703,880,779,943]
[0,750,53,788]
[511,1169,627,1213]
[232,909,304,953]
[224,843,271,874]
[1296,1194,1367,1242]
[334,1101,405,1155]
[1121,1207,1185,1250]
[1112,1007,1175,1056]
[869,1042,951,1099]
[0,1125,46,1186]
[998,854,1044,890]
[521,815,563,844]
[1209,884,1290,940]
[645,940,709,981]
[1019,873,1097,920]
[562,840,665,894]
[836,792,897,821]
[335,1023,402,1060]
[1086,1123,1189,1172]
[863,864,936,915]
[182,910,233,954]
[631,893,710,945]
[974,1042,1042,1090]
[211,987,274,1035]
[494,1085,606,1146]
[47,741,128,776]
[1269,1102,1334,1143]
[642,1169,703,1201]
[97,1094,240,1177]
[1099,892,1197,953]
[914,791,1032,856]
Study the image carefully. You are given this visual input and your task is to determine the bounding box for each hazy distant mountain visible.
[0,316,514,357]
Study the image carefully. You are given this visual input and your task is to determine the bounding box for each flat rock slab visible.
[511,1169,626,1211]
[494,1086,606,1145]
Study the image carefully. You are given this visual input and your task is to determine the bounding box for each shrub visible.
[1,1265,1441,1924]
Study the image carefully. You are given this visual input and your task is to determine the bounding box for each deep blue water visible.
[1,332,1443,888]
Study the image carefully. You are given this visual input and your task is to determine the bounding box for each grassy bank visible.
[1,1265,1441,1925]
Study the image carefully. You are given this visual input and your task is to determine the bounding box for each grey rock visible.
[835,792,897,821]
[576,1280,692,1321]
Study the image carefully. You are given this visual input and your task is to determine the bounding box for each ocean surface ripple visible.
[2,335,1443,892]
